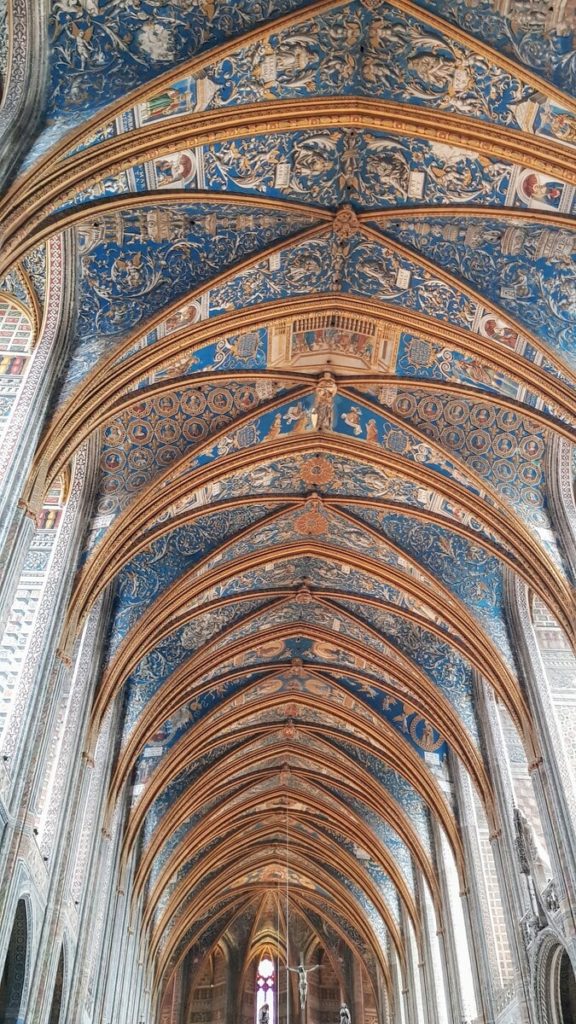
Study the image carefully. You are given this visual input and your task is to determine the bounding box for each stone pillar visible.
[415,873,443,1024]
[15,598,112,1024]
[63,737,123,1024]
[390,947,405,1024]
[0,512,34,637]
[546,436,576,581]
[97,868,131,1024]
[135,967,154,1024]
[1,438,98,793]
[351,951,364,1024]
[0,0,49,189]
[114,880,143,1024]
[506,573,576,935]
[118,886,148,1024]
[0,441,99,990]
[474,677,534,1024]
[377,969,390,1024]
[451,758,497,1024]
[393,946,412,1024]
[401,908,425,1024]
[0,234,76,561]
[430,818,465,1024]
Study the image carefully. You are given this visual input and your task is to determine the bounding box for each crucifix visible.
[287,961,321,1011]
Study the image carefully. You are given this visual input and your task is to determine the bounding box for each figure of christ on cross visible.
[287,961,321,1011]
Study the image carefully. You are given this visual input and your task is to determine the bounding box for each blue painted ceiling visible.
[9,0,575,994]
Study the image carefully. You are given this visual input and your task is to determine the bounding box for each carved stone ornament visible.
[521,911,541,947]
[544,881,560,914]
[333,205,360,240]
[514,808,531,875]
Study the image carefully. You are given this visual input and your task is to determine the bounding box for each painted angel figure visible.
[288,962,321,1010]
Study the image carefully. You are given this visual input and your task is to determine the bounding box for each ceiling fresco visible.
[136,734,436,949]
[409,0,575,90]
[60,203,321,395]
[349,385,559,547]
[48,0,316,117]
[120,449,508,549]
[141,753,420,900]
[4,0,575,1004]
[378,216,576,365]
[65,223,574,405]
[54,1,576,147]
[95,379,296,519]
[341,507,512,644]
[59,129,576,215]
[129,648,462,789]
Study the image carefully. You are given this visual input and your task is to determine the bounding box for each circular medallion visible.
[128,419,152,445]
[468,455,489,476]
[103,422,124,446]
[445,399,468,424]
[395,394,417,418]
[523,487,543,508]
[294,511,328,536]
[128,447,154,470]
[125,471,151,492]
[300,457,334,486]
[182,389,207,415]
[207,387,233,414]
[440,426,465,450]
[155,393,178,417]
[154,419,181,444]
[494,432,516,457]
[467,429,490,454]
[520,435,544,460]
[519,462,542,486]
[470,404,495,428]
[157,446,180,466]
[497,408,519,430]
[493,459,515,482]
[417,396,441,421]
[183,417,208,441]
[101,448,125,472]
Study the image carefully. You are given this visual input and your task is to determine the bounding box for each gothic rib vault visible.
[0,0,576,1021]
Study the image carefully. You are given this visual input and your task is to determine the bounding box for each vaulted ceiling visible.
[2,0,575,1009]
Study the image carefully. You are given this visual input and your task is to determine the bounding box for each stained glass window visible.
[256,957,275,1024]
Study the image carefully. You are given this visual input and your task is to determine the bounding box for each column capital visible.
[16,498,36,519]
[57,648,73,668]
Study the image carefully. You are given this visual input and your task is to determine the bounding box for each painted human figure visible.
[314,372,337,431]
[259,1003,270,1024]
[287,962,321,1010]
[340,1004,352,1024]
